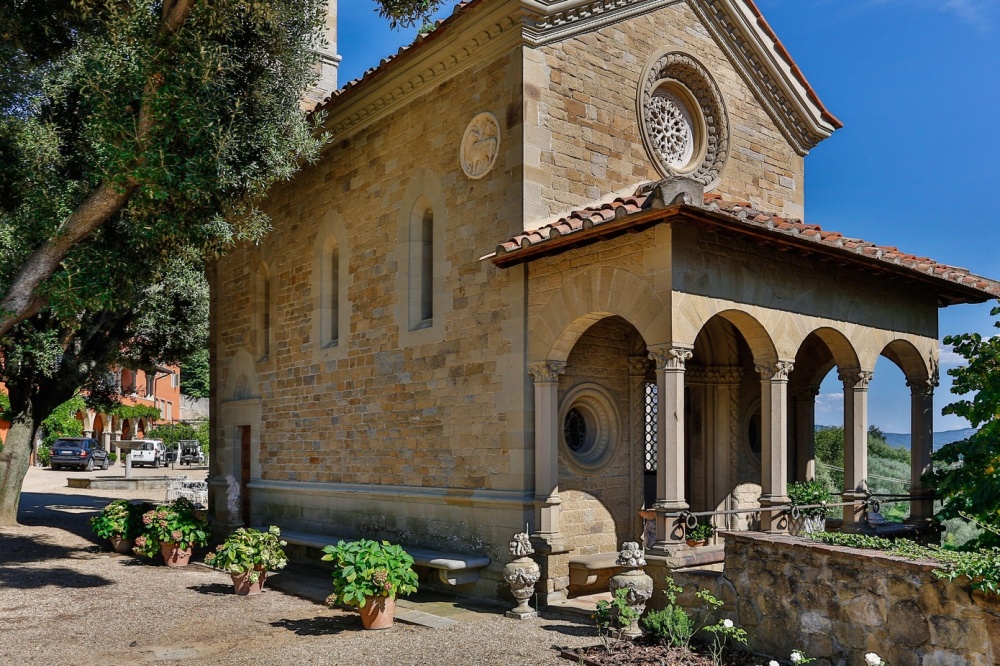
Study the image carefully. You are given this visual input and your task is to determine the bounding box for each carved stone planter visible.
[502,529,540,619]
[608,542,653,639]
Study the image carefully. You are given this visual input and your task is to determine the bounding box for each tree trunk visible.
[0,419,36,527]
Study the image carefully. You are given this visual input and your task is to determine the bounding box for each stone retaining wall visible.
[717,533,999,665]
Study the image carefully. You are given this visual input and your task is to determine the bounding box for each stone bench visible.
[568,552,622,587]
[280,530,491,586]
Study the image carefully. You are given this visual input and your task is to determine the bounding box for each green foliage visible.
[787,480,833,519]
[641,577,694,648]
[808,531,1000,596]
[594,587,641,649]
[932,308,1000,548]
[686,522,715,541]
[133,497,209,556]
[180,347,210,398]
[40,396,85,448]
[106,452,118,464]
[146,422,199,448]
[321,539,419,607]
[375,0,447,28]
[204,526,288,584]
[108,404,161,421]
[36,444,51,466]
[89,499,155,540]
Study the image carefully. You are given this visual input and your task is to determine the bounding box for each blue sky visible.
[338,1,1000,433]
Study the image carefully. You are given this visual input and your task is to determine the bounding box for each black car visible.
[49,437,110,472]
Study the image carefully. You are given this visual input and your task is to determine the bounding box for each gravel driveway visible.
[0,466,595,665]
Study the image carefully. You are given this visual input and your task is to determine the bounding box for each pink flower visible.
[142,515,152,525]
[171,530,183,542]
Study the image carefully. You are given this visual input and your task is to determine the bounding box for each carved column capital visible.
[528,361,566,383]
[648,345,693,371]
[627,355,652,376]
[906,376,938,397]
[839,368,873,390]
[756,361,794,381]
[791,385,821,401]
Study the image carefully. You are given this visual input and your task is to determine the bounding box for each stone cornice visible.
[320,0,837,154]
[685,0,838,155]
[321,0,522,143]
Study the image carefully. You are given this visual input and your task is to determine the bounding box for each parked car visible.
[179,440,205,466]
[163,447,179,464]
[125,439,165,468]
[50,438,110,472]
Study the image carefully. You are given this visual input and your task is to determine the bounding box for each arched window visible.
[323,237,340,345]
[408,201,434,330]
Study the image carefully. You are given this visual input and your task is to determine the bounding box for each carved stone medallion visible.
[461,112,501,180]
[638,52,729,188]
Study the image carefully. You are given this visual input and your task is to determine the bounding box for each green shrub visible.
[37,444,52,467]
[788,480,833,518]
[205,526,288,584]
[321,539,418,606]
[133,497,209,556]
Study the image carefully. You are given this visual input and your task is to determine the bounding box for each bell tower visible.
[307,0,341,106]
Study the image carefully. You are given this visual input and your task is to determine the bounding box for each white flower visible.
[865,654,882,666]
[791,652,803,663]
[769,661,780,666]
[722,618,734,628]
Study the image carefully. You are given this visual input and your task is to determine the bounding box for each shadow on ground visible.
[270,615,359,636]
[0,532,113,588]
[188,583,237,596]
[540,622,596,638]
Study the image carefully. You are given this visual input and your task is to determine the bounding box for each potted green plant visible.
[321,539,419,629]
[133,497,210,567]
[685,522,715,547]
[204,526,289,595]
[788,480,832,535]
[89,500,154,554]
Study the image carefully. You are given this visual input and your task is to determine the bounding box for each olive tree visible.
[931,305,1000,548]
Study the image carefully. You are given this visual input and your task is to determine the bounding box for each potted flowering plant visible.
[89,500,155,554]
[685,522,715,547]
[788,480,831,535]
[205,526,289,595]
[321,539,419,629]
[133,497,209,567]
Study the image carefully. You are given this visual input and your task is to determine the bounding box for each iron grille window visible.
[644,382,657,472]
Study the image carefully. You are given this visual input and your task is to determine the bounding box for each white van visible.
[124,439,165,468]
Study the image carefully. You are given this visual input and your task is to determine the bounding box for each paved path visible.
[0,466,595,665]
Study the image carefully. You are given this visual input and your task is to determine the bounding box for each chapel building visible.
[208,0,1000,603]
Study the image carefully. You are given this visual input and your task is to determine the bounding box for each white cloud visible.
[938,345,965,366]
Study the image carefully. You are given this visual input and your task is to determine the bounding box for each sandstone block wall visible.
[721,533,1000,665]
[525,2,806,226]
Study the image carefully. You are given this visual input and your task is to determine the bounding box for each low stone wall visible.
[717,532,999,665]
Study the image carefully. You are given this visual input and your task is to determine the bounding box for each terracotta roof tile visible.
[486,184,1000,301]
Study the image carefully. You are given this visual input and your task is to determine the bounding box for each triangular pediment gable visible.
[520,0,841,154]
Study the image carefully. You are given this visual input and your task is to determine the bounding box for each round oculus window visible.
[558,384,620,472]
[637,52,729,188]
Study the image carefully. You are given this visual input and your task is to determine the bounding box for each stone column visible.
[757,362,794,532]
[528,361,569,553]
[647,345,692,549]
[841,369,873,525]
[907,377,936,524]
[793,386,820,482]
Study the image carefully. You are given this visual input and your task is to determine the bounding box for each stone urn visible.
[608,542,654,639]
[502,529,540,619]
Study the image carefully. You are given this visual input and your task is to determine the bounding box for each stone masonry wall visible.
[212,44,531,559]
[719,533,1000,665]
[524,1,806,226]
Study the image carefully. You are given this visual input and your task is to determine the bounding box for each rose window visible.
[648,90,695,170]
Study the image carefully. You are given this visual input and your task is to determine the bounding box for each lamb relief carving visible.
[461,112,501,180]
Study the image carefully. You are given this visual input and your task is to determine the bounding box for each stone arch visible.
[223,349,261,402]
[530,266,669,362]
[706,309,779,366]
[879,338,931,382]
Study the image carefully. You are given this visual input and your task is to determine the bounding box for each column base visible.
[530,532,572,555]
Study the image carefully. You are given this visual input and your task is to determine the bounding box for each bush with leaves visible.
[133,497,209,557]
[594,587,642,651]
[204,526,288,584]
[641,576,694,649]
[788,480,833,519]
[932,306,1000,549]
[321,539,418,607]
[90,499,155,541]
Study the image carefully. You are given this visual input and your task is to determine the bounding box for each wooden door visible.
[240,426,251,525]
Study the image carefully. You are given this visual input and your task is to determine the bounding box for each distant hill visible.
[815,426,977,451]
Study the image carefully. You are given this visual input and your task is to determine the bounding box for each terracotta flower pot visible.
[160,542,193,567]
[359,595,396,630]
[685,538,707,548]
[231,568,267,596]
[109,536,135,555]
